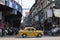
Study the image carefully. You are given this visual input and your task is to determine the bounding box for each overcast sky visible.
[22,0,35,8]
[15,0,35,16]
[15,0,35,8]
[15,0,35,22]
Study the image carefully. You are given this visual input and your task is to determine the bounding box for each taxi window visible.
[27,29,31,31]
[31,29,35,31]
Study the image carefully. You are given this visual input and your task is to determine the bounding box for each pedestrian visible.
[0,20,5,36]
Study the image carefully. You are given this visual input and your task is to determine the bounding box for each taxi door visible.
[31,28,38,37]
[26,28,33,37]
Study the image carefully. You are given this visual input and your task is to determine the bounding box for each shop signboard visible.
[54,9,60,17]
[34,15,39,21]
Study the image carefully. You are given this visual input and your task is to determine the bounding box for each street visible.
[0,36,60,40]
[0,0,60,40]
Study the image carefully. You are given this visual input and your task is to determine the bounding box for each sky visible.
[15,0,35,22]
[22,0,35,8]
[15,0,35,16]
[15,0,35,8]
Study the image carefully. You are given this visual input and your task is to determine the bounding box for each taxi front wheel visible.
[37,33,42,37]
[22,34,27,38]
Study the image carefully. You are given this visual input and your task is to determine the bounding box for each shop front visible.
[53,9,60,27]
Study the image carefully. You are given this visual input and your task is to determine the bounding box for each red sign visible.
[0,24,5,29]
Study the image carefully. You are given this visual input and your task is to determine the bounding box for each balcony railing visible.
[5,0,22,13]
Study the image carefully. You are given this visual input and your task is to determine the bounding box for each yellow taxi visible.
[18,27,44,37]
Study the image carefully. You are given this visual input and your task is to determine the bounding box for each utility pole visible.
[41,1,44,31]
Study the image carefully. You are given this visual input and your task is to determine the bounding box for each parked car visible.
[18,27,44,38]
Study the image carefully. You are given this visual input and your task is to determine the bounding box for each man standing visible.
[0,20,5,36]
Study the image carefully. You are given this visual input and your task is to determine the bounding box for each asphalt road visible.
[0,36,60,40]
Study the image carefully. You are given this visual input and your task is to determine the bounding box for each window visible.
[31,29,35,31]
[27,29,31,31]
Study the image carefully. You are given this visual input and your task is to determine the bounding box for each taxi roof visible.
[24,27,35,29]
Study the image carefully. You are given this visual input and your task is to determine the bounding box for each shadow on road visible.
[15,36,60,38]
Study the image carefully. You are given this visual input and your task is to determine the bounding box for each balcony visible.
[5,0,22,13]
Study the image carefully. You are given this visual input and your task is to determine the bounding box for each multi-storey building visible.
[29,0,60,30]
[0,0,22,29]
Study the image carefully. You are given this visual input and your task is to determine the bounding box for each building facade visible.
[29,0,60,30]
[23,12,32,27]
[0,0,22,29]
